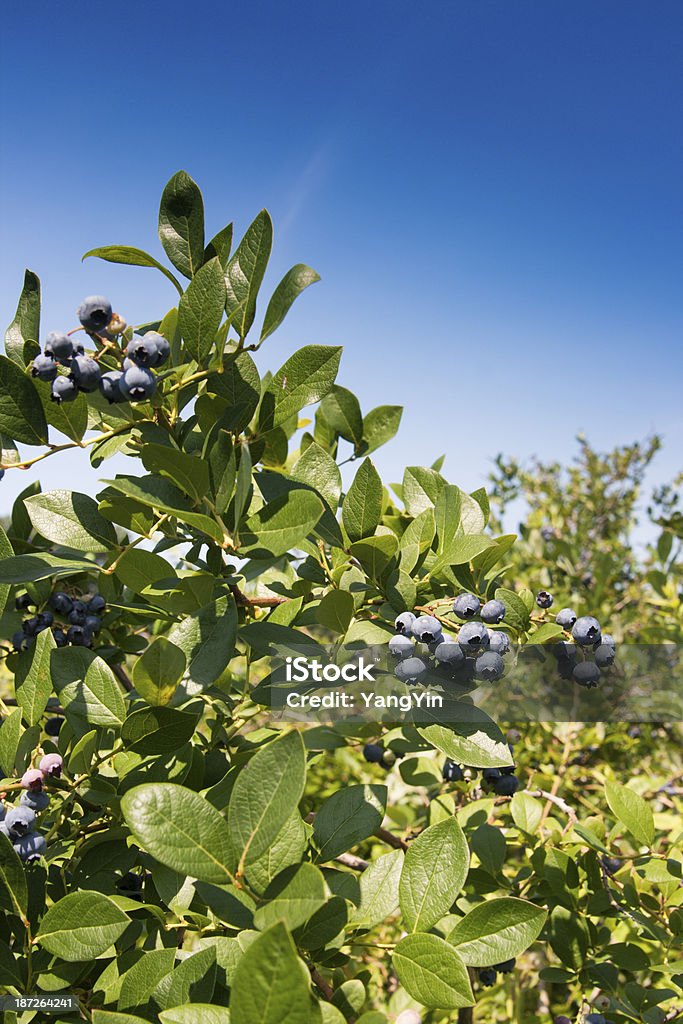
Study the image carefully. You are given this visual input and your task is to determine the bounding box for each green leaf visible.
[418,718,511,769]
[399,509,436,574]
[313,784,387,862]
[402,466,445,516]
[434,485,462,556]
[350,535,398,581]
[121,783,233,884]
[260,263,320,343]
[36,891,129,961]
[527,622,564,644]
[447,897,547,966]
[0,708,22,777]
[160,1007,231,1024]
[4,269,40,367]
[204,222,234,269]
[316,590,355,634]
[178,257,226,363]
[0,832,28,918]
[0,355,49,445]
[245,812,309,895]
[228,731,306,867]
[133,637,187,706]
[319,386,363,445]
[15,627,56,726]
[393,933,474,1010]
[93,1013,151,1024]
[605,779,655,847]
[51,647,127,728]
[165,947,216,1009]
[0,552,96,584]
[399,817,469,932]
[158,170,205,279]
[24,490,119,552]
[260,345,342,429]
[122,707,198,755]
[225,209,273,339]
[292,441,342,510]
[442,534,495,567]
[510,792,544,834]
[342,458,383,543]
[118,947,177,1013]
[82,245,184,296]
[0,523,13,617]
[253,863,327,932]
[141,444,210,503]
[229,921,314,1024]
[101,475,225,545]
[207,352,261,431]
[349,849,403,929]
[240,491,323,558]
[114,548,175,594]
[166,595,238,696]
[494,588,531,634]
[41,383,89,442]
[361,405,402,455]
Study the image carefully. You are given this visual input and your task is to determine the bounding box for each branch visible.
[231,585,286,608]
[112,663,133,693]
[336,852,369,871]
[310,967,334,1001]
[376,826,409,851]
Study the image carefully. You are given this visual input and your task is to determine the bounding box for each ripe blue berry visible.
[15,593,33,610]
[572,615,601,647]
[0,802,5,822]
[434,639,465,666]
[395,656,428,682]
[31,353,58,381]
[482,768,502,784]
[70,355,101,393]
[573,662,601,688]
[442,759,464,782]
[5,806,36,839]
[493,774,520,796]
[540,526,555,541]
[453,593,480,619]
[99,370,127,404]
[394,611,416,635]
[23,616,41,637]
[389,634,414,659]
[39,753,63,778]
[84,615,101,635]
[601,855,621,876]
[594,644,615,668]
[411,614,442,644]
[20,789,50,811]
[478,968,497,986]
[50,592,73,615]
[88,594,106,614]
[536,590,554,609]
[120,364,156,401]
[36,611,53,631]
[51,375,79,404]
[126,334,160,367]
[363,743,384,763]
[69,607,86,626]
[600,633,616,650]
[494,959,515,973]
[21,768,44,791]
[44,331,74,363]
[66,624,88,645]
[488,631,510,656]
[45,716,63,736]
[77,295,112,333]
[481,599,505,624]
[458,621,490,654]
[147,332,170,366]
[474,651,505,681]
[12,629,28,652]
[556,608,577,630]
[13,832,47,863]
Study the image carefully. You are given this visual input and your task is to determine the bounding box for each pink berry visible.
[21,768,44,791]
[39,754,63,779]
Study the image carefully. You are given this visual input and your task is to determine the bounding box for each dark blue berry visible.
[51,376,79,404]
[77,296,112,333]
[44,331,74,363]
[31,353,58,382]
[88,594,106,614]
[363,743,384,764]
[50,592,73,615]
[453,593,480,619]
[442,760,464,782]
[481,599,505,624]
[99,370,127,404]
[120,364,156,401]
[536,591,554,609]
[70,355,101,393]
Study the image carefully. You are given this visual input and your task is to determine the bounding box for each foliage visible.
[0,174,681,1024]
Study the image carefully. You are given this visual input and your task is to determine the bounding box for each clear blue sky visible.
[1,0,681,522]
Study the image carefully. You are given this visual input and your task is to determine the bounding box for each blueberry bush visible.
[0,173,681,1024]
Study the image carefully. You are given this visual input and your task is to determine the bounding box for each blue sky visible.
[1,0,681,526]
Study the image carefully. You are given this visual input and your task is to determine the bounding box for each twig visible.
[112,663,133,693]
[231,585,286,608]
[310,967,334,1001]
[375,826,409,851]
[335,852,369,871]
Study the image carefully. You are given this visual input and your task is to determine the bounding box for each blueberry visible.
[126,334,160,367]
[540,526,556,541]
[573,662,601,688]
[458,621,490,655]
[69,608,86,626]
[0,802,5,822]
[120,364,156,402]
[71,600,86,616]
[363,743,384,764]
[555,608,577,630]
[488,631,510,656]
[45,716,63,736]
[395,656,428,682]
[50,592,73,615]
[442,759,464,782]
[21,768,44,792]
[482,768,502,786]
[389,634,414,659]
[99,370,127,404]
[31,353,58,382]
[13,832,47,863]
[36,611,54,631]
[394,611,416,635]
[88,594,106,614]
[481,599,505,624]
[493,774,520,796]
[594,644,615,668]
[51,628,68,647]
[77,295,112,333]
[70,355,101,393]
[116,870,143,892]
[572,615,601,647]
[44,331,74,363]
[556,657,575,681]
[23,616,41,637]
[494,958,515,973]
[15,593,33,611]
[478,968,497,986]
[12,629,28,652]
[601,855,621,876]
[453,593,480,619]
[553,640,577,662]
[39,753,63,778]
[600,633,616,650]
[147,332,170,366]
[51,375,79,404]
[434,639,465,666]
[84,615,102,635]
[536,590,554,609]
[67,625,92,647]
[554,1018,573,1024]
[411,614,442,644]
[20,789,50,811]
[5,806,36,839]
[474,651,505,681]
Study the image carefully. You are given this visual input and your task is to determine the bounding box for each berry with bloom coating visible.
[67,625,92,647]
[31,353,58,382]
[84,615,101,635]
[89,594,106,614]
[36,611,54,631]
[442,759,464,782]
[23,615,41,637]
[50,592,73,615]
[39,753,63,778]
[389,634,414,659]
[20,789,50,811]
[395,656,428,682]
[573,662,601,688]
[594,644,615,668]
[488,631,510,656]
[77,295,112,333]
[474,651,505,681]
[44,331,74,363]
[572,615,601,647]
[478,968,497,986]
[5,806,36,838]
[493,774,520,796]
[556,608,577,630]
[481,599,505,624]
[126,334,160,367]
[536,590,554,609]
[600,633,616,650]
[52,627,68,647]
[458,621,490,655]
[45,716,62,736]
[70,355,101,392]
[51,375,79,403]
[363,743,384,763]
[411,614,442,643]
[15,593,33,610]
[148,332,170,366]
[13,832,47,863]
[434,639,465,666]
[99,370,127,404]
[453,593,480,619]
[12,629,28,652]
[120,364,156,401]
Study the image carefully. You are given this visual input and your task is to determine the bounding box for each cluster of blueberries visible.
[478,959,516,987]
[0,753,63,862]
[30,295,169,405]
[556,1016,614,1024]
[12,590,106,653]
[362,742,398,769]
[442,756,521,798]
[551,606,616,688]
